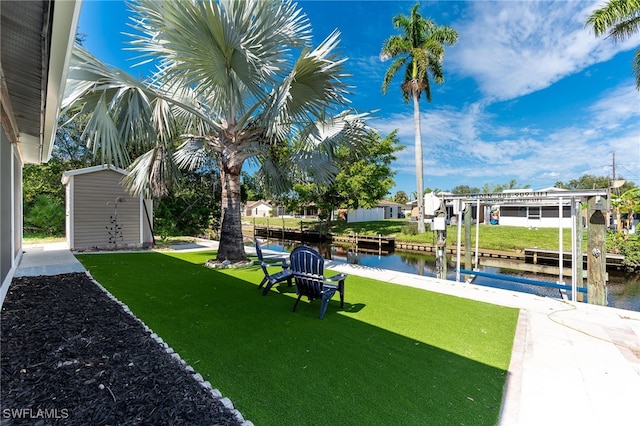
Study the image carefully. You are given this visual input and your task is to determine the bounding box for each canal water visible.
[259,240,640,312]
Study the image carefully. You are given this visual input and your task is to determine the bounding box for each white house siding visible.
[244,201,274,217]
[68,169,143,250]
[499,205,573,228]
[253,204,271,217]
[384,205,398,219]
[347,207,385,223]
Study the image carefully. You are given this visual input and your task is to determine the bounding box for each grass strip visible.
[77,250,518,425]
[249,217,585,251]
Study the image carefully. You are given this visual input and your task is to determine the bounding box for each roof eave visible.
[22,0,82,165]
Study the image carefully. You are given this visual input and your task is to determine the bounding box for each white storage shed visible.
[62,165,154,250]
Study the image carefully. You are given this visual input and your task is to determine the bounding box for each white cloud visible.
[449,1,640,101]
[376,81,639,189]
[588,83,640,124]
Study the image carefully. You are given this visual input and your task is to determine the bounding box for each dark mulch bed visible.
[1,273,245,425]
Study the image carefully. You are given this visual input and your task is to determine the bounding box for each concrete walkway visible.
[14,242,87,277]
[13,242,640,425]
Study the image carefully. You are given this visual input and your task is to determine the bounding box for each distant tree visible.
[481,183,494,194]
[154,162,221,238]
[613,187,640,232]
[586,0,640,90]
[23,108,95,236]
[451,185,480,195]
[334,131,402,209]
[394,190,409,204]
[288,130,403,224]
[53,108,94,167]
[477,180,530,194]
[424,187,442,194]
[380,3,458,233]
[23,160,68,211]
[620,188,640,211]
[23,195,65,235]
[241,171,266,203]
[554,174,635,192]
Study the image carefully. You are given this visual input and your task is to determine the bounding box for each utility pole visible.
[612,151,623,233]
[612,152,616,185]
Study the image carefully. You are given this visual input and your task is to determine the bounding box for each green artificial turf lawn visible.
[76,250,519,425]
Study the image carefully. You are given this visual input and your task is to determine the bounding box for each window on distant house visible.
[528,207,541,220]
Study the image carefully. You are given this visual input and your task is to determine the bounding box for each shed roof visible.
[376,200,405,207]
[245,200,273,208]
[61,165,128,185]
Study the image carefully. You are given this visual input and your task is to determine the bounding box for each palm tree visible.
[586,0,640,90]
[617,187,640,232]
[380,3,458,233]
[63,0,368,262]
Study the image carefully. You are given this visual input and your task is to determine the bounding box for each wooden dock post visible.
[587,196,607,305]
[575,199,585,302]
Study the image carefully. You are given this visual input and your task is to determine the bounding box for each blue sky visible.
[77,0,640,196]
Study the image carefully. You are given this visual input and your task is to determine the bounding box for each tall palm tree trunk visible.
[217,157,248,262]
[412,82,425,233]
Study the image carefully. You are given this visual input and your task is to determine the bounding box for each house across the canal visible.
[347,200,406,223]
[493,188,576,228]
[412,188,593,228]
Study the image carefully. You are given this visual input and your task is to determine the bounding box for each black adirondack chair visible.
[289,246,347,319]
[255,238,292,296]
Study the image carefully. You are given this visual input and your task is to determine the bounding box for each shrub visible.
[401,222,419,235]
[607,231,640,271]
[24,195,65,235]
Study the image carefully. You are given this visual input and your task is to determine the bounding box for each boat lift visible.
[431,189,609,302]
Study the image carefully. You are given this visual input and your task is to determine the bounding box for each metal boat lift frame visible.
[441,189,609,302]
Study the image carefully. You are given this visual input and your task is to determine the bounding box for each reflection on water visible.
[257,239,640,312]
[607,274,640,311]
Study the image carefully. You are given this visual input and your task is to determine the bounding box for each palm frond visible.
[293,110,370,185]
[82,93,129,168]
[66,45,220,130]
[380,35,411,60]
[254,154,295,195]
[127,0,313,117]
[260,30,351,137]
[123,145,180,198]
[115,86,156,151]
[381,57,408,95]
[610,15,640,41]
[586,0,640,38]
[173,138,211,171]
